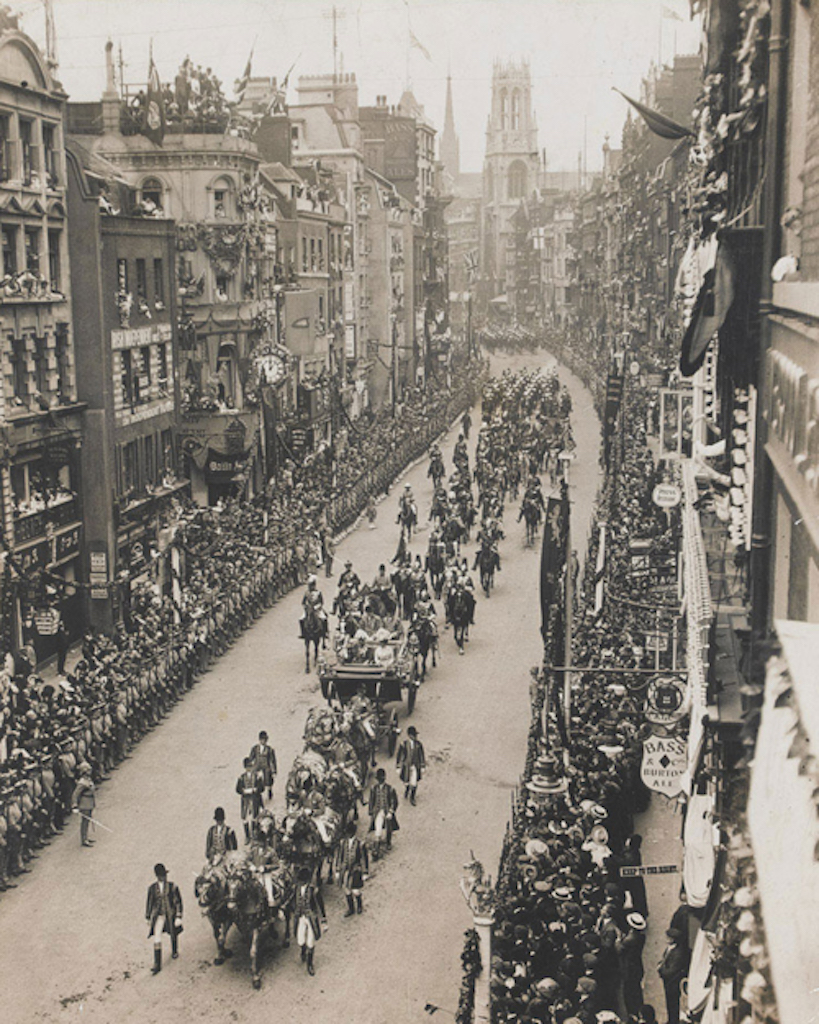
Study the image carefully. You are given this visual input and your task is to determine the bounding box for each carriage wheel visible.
[407,682,418,715]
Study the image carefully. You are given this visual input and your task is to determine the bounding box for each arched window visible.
[210,176,235,219]
[511,90,521,130]
[485,164,494,202]
[500,89,508,130]
[141,177,164,211]
[507,160,527,200]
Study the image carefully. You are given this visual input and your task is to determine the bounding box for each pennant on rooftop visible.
[613,88,694,140]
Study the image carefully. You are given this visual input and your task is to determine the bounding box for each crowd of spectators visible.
[479,346,690,1024]
[0,364,485,891]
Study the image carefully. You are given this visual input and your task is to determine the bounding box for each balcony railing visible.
[13,495,79,545]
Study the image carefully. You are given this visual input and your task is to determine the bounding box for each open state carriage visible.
[317,631,419,742]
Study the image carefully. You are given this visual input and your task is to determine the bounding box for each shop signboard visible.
[54,526,81,563]
[640,734,687,796]
[620,864,679,878]
[652,483,682,508]
[644,675,688,726]
[18,540,51,574]
[205,449,248,480]
[644,632,670,653]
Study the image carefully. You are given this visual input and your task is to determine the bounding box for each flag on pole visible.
[410,29,431,61]
[464,249,479,283]
[235,47,254,102]
[540,492,569,644]
[613,88,694,140]
[142,52,166,146]
[662,5,684,21]
[602,371,624,467]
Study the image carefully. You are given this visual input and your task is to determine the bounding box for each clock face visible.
[257,353,284,384]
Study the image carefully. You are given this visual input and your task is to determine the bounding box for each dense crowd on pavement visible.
[458,337,690,1024]
[0,364,485,891]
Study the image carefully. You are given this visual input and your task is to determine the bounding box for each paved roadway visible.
[1,350,605,1024]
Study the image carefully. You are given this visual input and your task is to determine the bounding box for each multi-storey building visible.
[0,23,85,658]
[66,141,184,632]
[67,46,278,504]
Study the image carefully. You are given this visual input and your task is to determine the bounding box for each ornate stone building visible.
[480,59,539,305]
[0,22,85,654]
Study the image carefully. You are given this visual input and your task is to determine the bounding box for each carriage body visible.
[317,634,417,746]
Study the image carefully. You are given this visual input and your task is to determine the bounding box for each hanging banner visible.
[641,734,687,796]
[539,491,569,645]
[603,372,624,465]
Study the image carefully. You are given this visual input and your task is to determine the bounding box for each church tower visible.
[481,59,539,300]
[440,73,460,189]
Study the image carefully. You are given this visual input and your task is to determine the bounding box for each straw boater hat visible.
[626,912,647,931]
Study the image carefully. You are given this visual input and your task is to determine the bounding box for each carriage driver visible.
[249,810,280,907]
[299,576,327,640]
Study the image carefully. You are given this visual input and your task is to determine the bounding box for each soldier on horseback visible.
[299,576,328,640]
[338,560,360,592]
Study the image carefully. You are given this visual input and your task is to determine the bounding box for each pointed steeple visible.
[440,70,460,187]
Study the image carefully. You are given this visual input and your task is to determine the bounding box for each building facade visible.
[0,25,85,658]
[66,143,184,631]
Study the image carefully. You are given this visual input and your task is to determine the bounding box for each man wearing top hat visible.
[71,762,96,847]
[145,862,183,975]
[368,767,398,859]
[248,731,277,802]
[396,725,426,805]
[236,757,264,843]
[205,806,238,862]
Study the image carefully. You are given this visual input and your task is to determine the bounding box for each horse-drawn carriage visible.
[318,630,419,726]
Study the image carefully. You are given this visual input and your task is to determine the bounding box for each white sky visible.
[15,0,701,173]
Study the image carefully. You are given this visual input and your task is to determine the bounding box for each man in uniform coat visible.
[294,865,322,976]
[71,762,96,847]
[248,731,277,802]
[236,757,264,843]
[335,820,369,916]
[145,862,183,974]
[205,806,238,862]
[368,767,398,859]
[396,725,426,805]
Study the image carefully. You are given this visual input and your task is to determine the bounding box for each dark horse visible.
[519,496,543,546]
[428,453,445,489]
[448,587,475,655]
[408,615,438,680]
[397,498,418,540]
[474,543,499,598]
[425,542,446,599]
[302,603,326,673]
[223,858,294,989]
[195,863,234,967]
